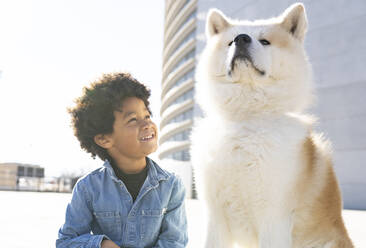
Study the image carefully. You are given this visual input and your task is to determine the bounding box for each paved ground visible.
[0,191,364,247]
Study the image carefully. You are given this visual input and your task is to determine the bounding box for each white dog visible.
[190,3,354,248]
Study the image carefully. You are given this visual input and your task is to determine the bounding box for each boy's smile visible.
[96,97,158,173]
[140,134,155,142]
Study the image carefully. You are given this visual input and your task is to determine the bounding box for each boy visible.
[56,73,188,248]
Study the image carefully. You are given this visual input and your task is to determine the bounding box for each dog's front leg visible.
[204,211,234,248]
[258,215,293,248]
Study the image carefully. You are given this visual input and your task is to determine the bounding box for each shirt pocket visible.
[94,211,122,240]
[140,208,166,241]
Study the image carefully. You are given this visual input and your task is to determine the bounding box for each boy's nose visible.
[141,119,152,129]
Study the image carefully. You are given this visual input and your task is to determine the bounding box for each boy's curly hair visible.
[68,72,151,161]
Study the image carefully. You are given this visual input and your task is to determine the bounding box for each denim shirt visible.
[56,158,188,248]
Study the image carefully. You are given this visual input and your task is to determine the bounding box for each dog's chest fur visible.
[192,115,308,230]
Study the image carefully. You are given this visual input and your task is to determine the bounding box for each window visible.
[25,167,34,177]
[17,166,25,177]
[166,68,195,93]
[168,48,195,77]
[174,10,197,39]
[175,29,196,54]
[171,88,194,106]
[165,149,190,161]
[167,108,193,125]
[167,128,192,142]
[35,168,44,178]
[167,28,196,59]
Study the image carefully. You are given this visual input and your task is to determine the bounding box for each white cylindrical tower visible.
[160,0,197,162]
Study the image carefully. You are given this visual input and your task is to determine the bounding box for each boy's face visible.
[101,97,158,164]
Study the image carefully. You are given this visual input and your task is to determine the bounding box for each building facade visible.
[160,0,366,209]
[160,0,197,161]
[160,0,198,198]
[0,163,76,192]
[0,163,44,190]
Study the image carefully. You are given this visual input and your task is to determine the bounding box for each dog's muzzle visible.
[230,34,265,76]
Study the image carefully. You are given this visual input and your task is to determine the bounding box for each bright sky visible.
[0,0,164,177]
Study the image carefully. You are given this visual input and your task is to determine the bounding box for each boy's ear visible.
[94,134,113,149]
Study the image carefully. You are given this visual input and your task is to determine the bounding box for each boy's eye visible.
[259,39,271,46]
[128,118,137,123]
[145,115,151,120]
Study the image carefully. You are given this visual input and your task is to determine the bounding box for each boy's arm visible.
[153,176,188,248]
[56,180,111,248]
[101,239,120,248]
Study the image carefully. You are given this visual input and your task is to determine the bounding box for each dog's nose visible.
[234,34,252,46]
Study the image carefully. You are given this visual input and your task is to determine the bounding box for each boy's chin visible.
[142,143,158,155]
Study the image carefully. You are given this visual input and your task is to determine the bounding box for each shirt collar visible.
[103,160,119,183]
[146,157,170,185]
[103,157,170,185]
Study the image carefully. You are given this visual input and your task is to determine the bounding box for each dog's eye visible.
[228,41,233,46]
[259,39,270,46]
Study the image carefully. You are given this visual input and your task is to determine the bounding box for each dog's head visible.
[196,3,314,120]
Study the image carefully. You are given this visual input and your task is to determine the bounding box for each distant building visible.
[160,0,197,198]
[40,177,74,193]
[0,163,76,192]
[0,163,44,190]
[160,0,196,161]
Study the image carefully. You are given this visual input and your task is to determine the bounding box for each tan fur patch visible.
[264,26,291,48]
[292,134,354,247]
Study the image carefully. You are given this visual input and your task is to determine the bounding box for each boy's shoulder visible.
[149,158,183,185]
[74,165,108,187]
[149,159,171,176]
[150,159,186,199]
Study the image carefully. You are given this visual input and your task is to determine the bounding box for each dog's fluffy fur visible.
[190,3,353,248]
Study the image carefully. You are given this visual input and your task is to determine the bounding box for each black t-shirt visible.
[111,161,148,202]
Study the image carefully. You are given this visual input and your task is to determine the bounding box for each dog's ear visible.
[279,3,307,42]
[206,9,231,38]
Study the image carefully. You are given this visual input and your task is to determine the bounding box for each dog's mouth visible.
[229,55,266,77]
